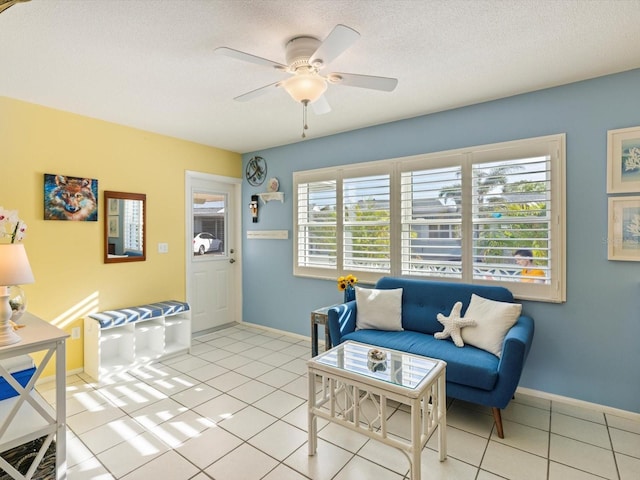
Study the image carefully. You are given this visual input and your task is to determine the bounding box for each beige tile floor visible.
[35,323,640,480]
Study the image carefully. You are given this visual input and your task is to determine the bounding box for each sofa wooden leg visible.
[492,407,504,438]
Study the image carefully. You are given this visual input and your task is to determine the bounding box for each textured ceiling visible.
[1,0,640,154]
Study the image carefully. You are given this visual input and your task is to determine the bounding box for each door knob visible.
[229,258,236,264]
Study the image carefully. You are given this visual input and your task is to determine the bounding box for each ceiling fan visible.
[215,24,398,137]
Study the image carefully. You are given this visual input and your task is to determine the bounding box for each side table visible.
[310,305,334,357]
[308,341,447,480]
[0,312,68,480]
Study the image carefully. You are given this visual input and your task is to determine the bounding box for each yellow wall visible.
[0,96,241,375]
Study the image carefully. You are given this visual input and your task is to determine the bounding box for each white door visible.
[186,171,241,334]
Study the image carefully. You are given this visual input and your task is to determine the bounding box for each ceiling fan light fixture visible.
[283,72,327,104]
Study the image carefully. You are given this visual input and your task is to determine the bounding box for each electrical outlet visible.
[71,327,81,340]
[158,242,169,253]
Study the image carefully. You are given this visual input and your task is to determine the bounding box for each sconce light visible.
[249,195,259,223]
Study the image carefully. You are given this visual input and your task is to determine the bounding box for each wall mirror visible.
[104,191,146,263]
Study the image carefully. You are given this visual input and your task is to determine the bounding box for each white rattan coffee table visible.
[307,341,446,480]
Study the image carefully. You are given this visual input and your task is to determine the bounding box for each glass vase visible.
[344,285,356,303]
[8,285,27,322]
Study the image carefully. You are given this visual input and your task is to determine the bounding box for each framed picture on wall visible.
[608,196,640,261]
[108,198,119,215]
[108,215,119,237]
[44,173,98,221]
[607,125,640,193]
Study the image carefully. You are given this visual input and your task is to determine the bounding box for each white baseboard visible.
[237,320,313,343]
[35,367,84,386]
[516,386,640,421]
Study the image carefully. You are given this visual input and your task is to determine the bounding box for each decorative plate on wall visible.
[267,177,279,192]
[246,156,267,186]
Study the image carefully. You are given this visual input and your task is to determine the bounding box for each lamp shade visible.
[283,72,327,104]
[0,244,35,286]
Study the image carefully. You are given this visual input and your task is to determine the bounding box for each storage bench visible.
[84,300,191,382]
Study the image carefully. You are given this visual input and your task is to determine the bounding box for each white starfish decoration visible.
[434,302,477,347]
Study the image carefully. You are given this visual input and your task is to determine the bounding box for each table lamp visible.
[0,244,35,346]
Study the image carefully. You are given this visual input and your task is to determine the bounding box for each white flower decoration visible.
[0,206,28,243]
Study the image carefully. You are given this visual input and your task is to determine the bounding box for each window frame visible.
[293,134,566,302]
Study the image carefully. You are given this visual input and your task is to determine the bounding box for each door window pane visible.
[193,192,226,256]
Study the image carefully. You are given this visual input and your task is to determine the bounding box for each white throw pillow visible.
[460,294,522,357]
[355,286,404,331]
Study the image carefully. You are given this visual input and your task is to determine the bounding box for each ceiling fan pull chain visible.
[302,100,309,138]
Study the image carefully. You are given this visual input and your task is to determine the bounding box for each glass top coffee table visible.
[307,341,446,480]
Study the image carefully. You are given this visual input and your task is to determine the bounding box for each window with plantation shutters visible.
[293,134,565,302]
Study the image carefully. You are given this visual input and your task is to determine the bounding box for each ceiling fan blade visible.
[0,0,30,14]
[215,47,287,71]
[309,24,360,68]
[311,95,331,115]
[329,73,398,92]
[234,81,283,102]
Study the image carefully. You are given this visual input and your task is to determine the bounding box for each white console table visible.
[0,312,68,480]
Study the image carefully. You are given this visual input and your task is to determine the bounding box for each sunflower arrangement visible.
[337,274,358,291]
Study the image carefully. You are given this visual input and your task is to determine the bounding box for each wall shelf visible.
[246,230,289,240]
[258,192,284,204]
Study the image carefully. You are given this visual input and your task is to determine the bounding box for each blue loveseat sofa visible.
[327,276,535,438]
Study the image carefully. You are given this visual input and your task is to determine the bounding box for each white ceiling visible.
[2,0,640,154]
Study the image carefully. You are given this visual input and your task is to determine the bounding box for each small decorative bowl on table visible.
[367,348,387,372]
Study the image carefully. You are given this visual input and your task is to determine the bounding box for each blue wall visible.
[242,69,640,413]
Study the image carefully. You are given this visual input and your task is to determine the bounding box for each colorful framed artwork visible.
[607,126,640,193]
[608,196,640,261]
[44,174,99,221]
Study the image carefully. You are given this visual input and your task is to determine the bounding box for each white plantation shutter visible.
[400,164,462,278]
[471,156,551,283]
[124,200,143,252]
[295,178,337,271]
[343,174,391,274]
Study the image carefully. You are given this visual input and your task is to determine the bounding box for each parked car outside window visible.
[193,232,222,255]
